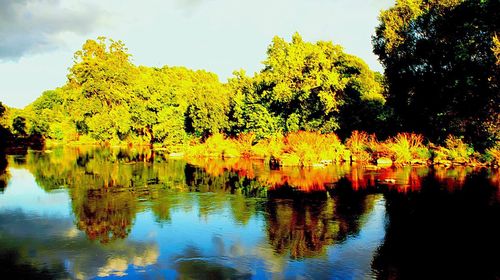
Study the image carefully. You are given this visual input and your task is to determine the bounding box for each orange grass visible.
[186,131,484,167]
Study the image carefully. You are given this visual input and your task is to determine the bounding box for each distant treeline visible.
[0,0,498,157]
[0,34,387,147]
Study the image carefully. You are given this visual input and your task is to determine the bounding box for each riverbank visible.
[183,131,499,168]
[37,131,500,168]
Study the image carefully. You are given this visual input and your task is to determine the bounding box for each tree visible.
[66,37,136,143]
[183,71,230,138]
[18,35,385,147]
[259,33,347,133]
[12,116,27,136]
[227,33,385,138]
[0,102,5,117]
[227,70,279,139]
[335,54,388,138]
[373,0,500,150]
[493,34,500,65]
[0,102,12,147]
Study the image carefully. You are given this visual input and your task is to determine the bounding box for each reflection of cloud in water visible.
[172,244,253,279]
[0,210,158,279]
[97,248,159,277]
[253,246,287,274]
[65,227,80,238]
[98,258,128,277]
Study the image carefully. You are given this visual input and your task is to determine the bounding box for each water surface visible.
[0,147,498,279]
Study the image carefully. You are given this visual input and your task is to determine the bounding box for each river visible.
[0,147,498,279]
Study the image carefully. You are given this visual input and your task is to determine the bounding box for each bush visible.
[483,145,500,166]
[432,135,474,164]
[280,131,349,166]
[236,133,256,158]
[385,133,430,164]
[186,133,240,158]
[252,133,285,159]
[345,131,374,162]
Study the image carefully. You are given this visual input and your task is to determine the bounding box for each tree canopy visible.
[228,33,385,138]
[5,35,385,148]
[373,0,499,150]
[15,38,231,146]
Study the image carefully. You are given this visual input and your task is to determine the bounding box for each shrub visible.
[280,131,349,166]
[252,133,285,159]
[445,136,474,162]
[186,133,240,158]
[432,135,474,163]
[236,133,256,158]
[483,145,500,166]
[346,131,374,162]
[385,133,429,164]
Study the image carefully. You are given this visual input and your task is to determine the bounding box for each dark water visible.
[0,147,498,279]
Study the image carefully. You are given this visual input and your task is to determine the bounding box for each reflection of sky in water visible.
[325,197,385,279]
[0,166,387,279]
[0,168,71,217]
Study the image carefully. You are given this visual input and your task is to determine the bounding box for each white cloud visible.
[0,0,106,60]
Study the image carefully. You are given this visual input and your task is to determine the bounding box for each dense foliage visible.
[2,35,386,148]
[7,38,231,146]
[373,0,499,151]
[228,33,386,139]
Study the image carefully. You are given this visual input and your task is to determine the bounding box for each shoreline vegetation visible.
[1,1,498,170]
[39,131,499,168]
[3,129,497,169]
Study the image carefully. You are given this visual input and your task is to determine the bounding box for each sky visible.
[0,0,394,108]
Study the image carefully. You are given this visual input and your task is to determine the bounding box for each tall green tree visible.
[228,33,385,137]
[183,70,230,138]
[373,0,500,150]
[66,37,136,142]
[0,102,12,146]
[227,70,279,139]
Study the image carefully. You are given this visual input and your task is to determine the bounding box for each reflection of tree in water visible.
[187,157,351,192]
[184,163,267,197]
[0,151,9,192]
[372,171,500,279]
[0,249,68,279]
[14,147,190,242]
[184,164,270,223]
[71,187,138,243]
[15,148,269,242]
[265,186,376,259]
[266,165,351,192]
[150,191,180,223]
[228,195,262,225]
[265,197,335,259]
[329,179,377,241]
[13,146,500,254]
[0,210,159,279]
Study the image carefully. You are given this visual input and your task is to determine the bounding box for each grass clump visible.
[432,135,474,164]
[186,133,240,158]
[279,131,349,166]
[482,143,500,166]
[385,133,430,164]
[251,133,285,159]
[345,130,375,162]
